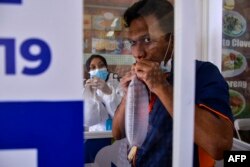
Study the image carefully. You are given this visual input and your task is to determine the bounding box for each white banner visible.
[0,0,83,101]
[0,149,37,167]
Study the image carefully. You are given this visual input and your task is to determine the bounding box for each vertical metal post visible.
[201,0,222,70]
[206,0,223,70]
[173,0,201,166]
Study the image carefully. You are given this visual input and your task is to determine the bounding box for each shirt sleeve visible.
[195,61,234,123]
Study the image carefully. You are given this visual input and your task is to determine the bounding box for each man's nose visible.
[132,44,146,60]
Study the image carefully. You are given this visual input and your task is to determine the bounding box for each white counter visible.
[84,131,113,139]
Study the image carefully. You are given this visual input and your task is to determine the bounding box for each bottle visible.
[106,118,112,131]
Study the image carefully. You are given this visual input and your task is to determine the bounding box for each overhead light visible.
[111,18,119,27]
[106,31,114,37]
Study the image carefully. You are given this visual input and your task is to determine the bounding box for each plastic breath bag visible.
[125,76,149,148]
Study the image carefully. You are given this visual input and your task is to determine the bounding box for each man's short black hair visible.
[123,0,148,27]
[85,54,108,71]
[123,0,174,33]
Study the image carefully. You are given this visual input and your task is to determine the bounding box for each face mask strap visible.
[163,33,173,66]
[160,33,173,73]
[166,48,174,71]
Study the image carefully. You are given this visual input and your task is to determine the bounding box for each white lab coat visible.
[83,73,123,132]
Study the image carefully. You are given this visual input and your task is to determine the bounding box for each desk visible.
[84,131,113,139]
[84,131,113,165]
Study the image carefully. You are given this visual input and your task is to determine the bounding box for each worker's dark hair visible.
[85,54,108,71]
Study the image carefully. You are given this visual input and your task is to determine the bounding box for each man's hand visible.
[134,59,169,94]
[120,70,135,94]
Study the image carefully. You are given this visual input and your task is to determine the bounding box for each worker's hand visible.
[85,79,97,95]
[86,77,112,95]
[95,77,112,95]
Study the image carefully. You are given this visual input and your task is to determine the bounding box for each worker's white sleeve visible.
[83,86,109,127]
[102,85,123,117]
[97,78,123,118]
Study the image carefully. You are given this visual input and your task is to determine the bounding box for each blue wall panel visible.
[0,101,83,167]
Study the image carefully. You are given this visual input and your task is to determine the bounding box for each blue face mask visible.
[89,68,109,81]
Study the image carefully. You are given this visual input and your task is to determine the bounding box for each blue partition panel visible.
[0,101,83,167]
